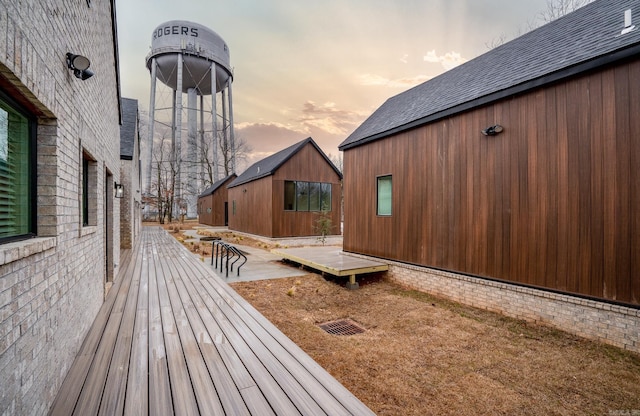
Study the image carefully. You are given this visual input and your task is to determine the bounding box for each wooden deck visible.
[272,247,389,288]
[48,227,374,415]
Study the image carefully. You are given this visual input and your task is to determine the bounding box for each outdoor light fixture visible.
[66,53,94,80]
[481,124,504,136]
[114,183,124,198]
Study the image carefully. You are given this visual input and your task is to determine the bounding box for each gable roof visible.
[339,0,640,150]
[228,137,342,188]
[198,174,237,198]
[120,97,138,160]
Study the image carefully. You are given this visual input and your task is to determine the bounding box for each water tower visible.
[145,20,235,219]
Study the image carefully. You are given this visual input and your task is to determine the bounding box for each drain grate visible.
[318,319,366,336]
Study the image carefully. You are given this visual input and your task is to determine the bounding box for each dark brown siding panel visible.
[343,58,639,306]
[602,67,618,301]
[630,60,640,305]
[543,88,559,291]
[614,65,631,303]
[197,176,235,226]
[228,178,273,237]
[198,195,214,225]
[588,74,605,299]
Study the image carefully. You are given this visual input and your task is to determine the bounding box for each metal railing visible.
[211,240,247,277]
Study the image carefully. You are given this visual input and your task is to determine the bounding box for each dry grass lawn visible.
[157,221,640,415]
[231,273,640,416]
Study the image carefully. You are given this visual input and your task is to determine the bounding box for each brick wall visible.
[0,1,121,415]
[119,158,141,249]
[120,164,133,249]
[365,256,640,354]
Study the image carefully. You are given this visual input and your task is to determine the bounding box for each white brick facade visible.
[0,1,122,415]
[352,254,640,354]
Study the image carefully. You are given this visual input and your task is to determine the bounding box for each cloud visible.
[297,101,367,136]
[236,121,307,153]
[423,49,467,70]
[358,73,431,88]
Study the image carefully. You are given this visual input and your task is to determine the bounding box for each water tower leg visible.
[146,57,157,195]
[227,78,236,173]
[186,88,197,219]
[221,88,228,175]
[211,62,219,181]
[199,94,204,190]
[175,53,184,219]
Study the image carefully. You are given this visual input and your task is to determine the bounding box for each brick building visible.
[120,97,142,249]
[0,1,123,414]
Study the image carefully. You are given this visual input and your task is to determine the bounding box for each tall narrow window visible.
[284,181,296,211]
[82,158,89,225]
[308,182,321,211]
[296,181,309,212]
[377,175,392,216]
[0,93,34,243]
[82,151,97,227]
[320,183,332,211]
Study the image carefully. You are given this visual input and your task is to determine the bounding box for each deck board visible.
[272,247,389,277]
[49,227,375,415]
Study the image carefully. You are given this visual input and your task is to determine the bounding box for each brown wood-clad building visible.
[339,0,640,306]
[197,174,236,226]
[228,137,342,238]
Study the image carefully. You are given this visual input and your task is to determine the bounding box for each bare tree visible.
[218,131,251,177]
[148,130,178,224]
[539,0,593,23]
[486,0,594,49]
[327,152,343,174]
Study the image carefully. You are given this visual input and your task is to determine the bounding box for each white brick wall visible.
[359,255,640,354]
[0,1,121,414]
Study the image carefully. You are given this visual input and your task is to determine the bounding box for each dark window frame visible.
[81,150,97,227]
[284,180,332,212]
[376,175,392,216]
[0,88,36,244]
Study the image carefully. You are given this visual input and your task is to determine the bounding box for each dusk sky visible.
[116,0,554,171]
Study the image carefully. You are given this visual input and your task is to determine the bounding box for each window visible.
[0,92,34,243]
[284,181,296,210]
[296,181,309,212]
[377,175,392,216]
[320,183,332,211]
[82,151,97,227]
[309,182,321,211]
[284,181,332,212]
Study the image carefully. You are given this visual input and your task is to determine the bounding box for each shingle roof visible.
[198,174,237,198]
[228,137,342,188]
[339,0,640,150]
[120,98,138,160]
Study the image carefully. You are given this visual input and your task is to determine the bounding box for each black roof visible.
[339,0,640,150]
[120,98,138,160]
[198,174,237,198]
[228,137,342,188]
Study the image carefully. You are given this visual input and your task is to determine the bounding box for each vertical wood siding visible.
[228,177,273,237]
[197,176,235,226]
[343,59,640,306]
[229,143,342,238]
[197,190,227,226]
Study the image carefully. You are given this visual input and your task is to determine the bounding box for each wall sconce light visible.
[481,124,504,136]
[114,183,124,198]
[66,53,94,80]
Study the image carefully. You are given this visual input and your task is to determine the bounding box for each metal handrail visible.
[211,240,247,277]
